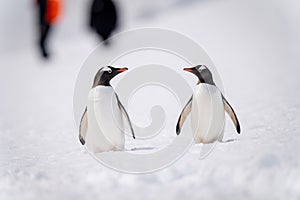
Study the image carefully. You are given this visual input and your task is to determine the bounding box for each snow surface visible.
[1,0,300,199]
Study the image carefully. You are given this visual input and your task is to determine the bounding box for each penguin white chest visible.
[191,84,225,143]
[85,86,124,153]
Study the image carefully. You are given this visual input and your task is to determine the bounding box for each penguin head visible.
[183,65,215,85]
[92,66,128,87]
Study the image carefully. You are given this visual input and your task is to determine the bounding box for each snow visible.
[1,0,300,199]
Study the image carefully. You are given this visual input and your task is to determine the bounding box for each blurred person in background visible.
[90,0,118,45]
[36,0,62,59]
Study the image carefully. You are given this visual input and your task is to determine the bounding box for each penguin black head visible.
[183,65,215,85]
[92,66,128,87]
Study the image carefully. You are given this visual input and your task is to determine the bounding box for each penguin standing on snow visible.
[176,65,240,143]
[79,66,135,153]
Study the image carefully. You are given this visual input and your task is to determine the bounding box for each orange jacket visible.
[46,0,62,24]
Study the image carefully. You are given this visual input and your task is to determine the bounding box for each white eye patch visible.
[102,67,112,73]
[199,65,207,71]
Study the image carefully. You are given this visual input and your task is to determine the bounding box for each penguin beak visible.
[183,68,193,72]
[116,67,128,73]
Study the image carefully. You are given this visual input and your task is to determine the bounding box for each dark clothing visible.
[39,24,51,58]
[90,0,118,43]
[37,0,51,58]
[38,0,47,25]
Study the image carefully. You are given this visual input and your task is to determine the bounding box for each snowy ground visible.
[1,0,300,199]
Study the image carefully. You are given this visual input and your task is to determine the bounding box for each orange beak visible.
[116,67,128,73]
[183,68,193,72]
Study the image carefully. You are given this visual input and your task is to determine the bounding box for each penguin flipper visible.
[79,107,88,145]
[176,96,192,135]
[116,95,135,139]
[222,97,241,134]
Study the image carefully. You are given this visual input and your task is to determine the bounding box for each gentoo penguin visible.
[176,65,240,143]
[79,66,135,153]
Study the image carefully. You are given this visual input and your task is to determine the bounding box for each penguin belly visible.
[85,86,124,153]
[191,84,225,143]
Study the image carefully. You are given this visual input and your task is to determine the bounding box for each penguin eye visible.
[108,69,112,73]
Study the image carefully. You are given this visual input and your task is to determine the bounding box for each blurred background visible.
[0,0,300,199]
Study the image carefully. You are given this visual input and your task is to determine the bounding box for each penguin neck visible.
[195,73,216,86]
[196,78,216,86]
[194,73,206,85]
[100,81,111,87]
[93,80,112,87]
[196,80,216,86]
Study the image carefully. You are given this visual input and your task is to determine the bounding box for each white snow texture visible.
[0,0,300,200]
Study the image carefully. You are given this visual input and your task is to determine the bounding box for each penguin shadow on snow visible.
[220,138,238,143]
[188,138,238,158]
[129,147,156,151]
